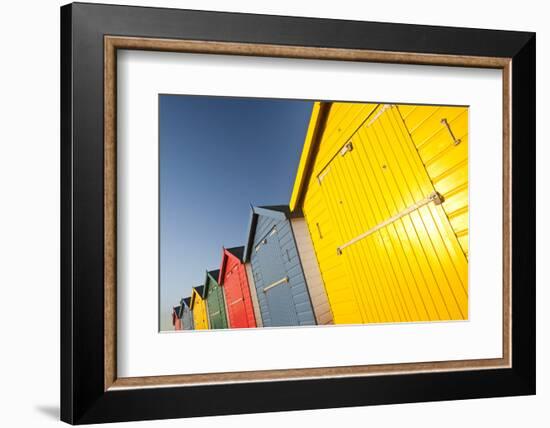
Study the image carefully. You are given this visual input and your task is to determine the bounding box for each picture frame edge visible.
[61,2,536,424]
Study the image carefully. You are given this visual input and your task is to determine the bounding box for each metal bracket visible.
[340,141,353,156]
[255,238,268,252]
[336,191,445,255]
[317,167,331,184]
[441,118,461,146]
[263,276,289,293]
[428,190,445,205]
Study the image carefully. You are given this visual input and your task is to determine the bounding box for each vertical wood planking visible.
[250,212,316,326]
[245,262,263,327]
[191,288,209,330]
[298,102,469,324]
[220,250,257,329]
[291,217,334,324]
[400,106,470,258]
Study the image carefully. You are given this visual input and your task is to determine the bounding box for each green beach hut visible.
[204,269,228,329]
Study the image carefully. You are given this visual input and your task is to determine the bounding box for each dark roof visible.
[244,205,290,262]
[258,205,291,215]
[204,270,221,295]
[193,285,205,298]
[190,286,205,309]
[208,269,220,281]
[226,246,245,261]
[179,297,192,316]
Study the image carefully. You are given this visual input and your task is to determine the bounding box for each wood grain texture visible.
[111,357,508,389]
[105,36,510,68]
[297,103,470,324]
[104,37,117,391]
[103,35,512,390]
[291,217,334,325]
[502,63,512,367]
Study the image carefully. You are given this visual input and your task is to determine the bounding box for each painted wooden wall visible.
[398,105,469,258]
[191,287,209,330]
[205,272,228,329]
[250,212,316,327]
[245,262,263,328]
[292,102,468,324]
[220,249,257,328]
[172,307,182,331]
[180,298,194,330]
[290,217,333,325]
[181,306,193,330]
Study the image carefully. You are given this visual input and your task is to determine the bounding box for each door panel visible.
[193,298,208,330]
[303,190,361,324]
[401,106,469,258]
[225,265,248,328]
[207,289,219,329]
[318,104,468,323]
[236,266,255,327]
[255,229,298,326]
[209,285,226,329]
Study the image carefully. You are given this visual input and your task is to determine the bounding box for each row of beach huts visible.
[172,101,470,330]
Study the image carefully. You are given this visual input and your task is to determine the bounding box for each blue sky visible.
[159,95,313,331]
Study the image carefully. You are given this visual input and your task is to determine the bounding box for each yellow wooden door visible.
[317,104,468,323]
[399,104,469,258]
[193,297,209,330]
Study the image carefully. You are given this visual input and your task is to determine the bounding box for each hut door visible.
[317,104,468,323]
[226,265,247,327]
[184,308,192,330]
[236,266,254,327]
[256,228,298,326]
[195,299,208,330]
[211,286,226,329]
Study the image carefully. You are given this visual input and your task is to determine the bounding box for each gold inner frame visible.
[104,35,512,391]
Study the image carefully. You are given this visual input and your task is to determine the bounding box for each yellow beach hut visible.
[190,285,209,330]
[289,102,469,325]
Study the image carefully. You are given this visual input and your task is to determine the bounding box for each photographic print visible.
[161,95,469,331]
[61,6,535,422]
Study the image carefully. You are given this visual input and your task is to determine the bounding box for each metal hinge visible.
[336,191,444,255]
[340,142,353,156]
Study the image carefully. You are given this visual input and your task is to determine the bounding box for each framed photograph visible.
[61,2,535,424]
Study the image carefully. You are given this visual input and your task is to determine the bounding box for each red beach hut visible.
[172,305,182,331]
[218,246,257,328]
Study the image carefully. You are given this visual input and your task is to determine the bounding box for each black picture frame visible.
[61,2,535,424]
